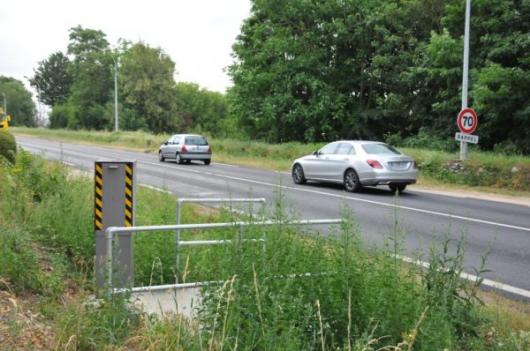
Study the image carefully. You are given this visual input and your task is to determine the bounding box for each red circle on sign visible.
[457,108,478,134]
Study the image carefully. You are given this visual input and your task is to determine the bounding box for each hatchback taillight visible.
[181,145,188,153]
[208,145,212,153]
[412,161,417,169]
[367,159,383,169]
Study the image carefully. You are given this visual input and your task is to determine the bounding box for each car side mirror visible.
[313,150,320,156]
[163,141,169,145]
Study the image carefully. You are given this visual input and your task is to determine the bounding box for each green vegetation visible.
[1,152,529,349]
[0,130,17,163]
[13,127,530,192]
[0,76,37,127]
[229,0,529,154]
[22,1,529,154]
[29,26,230,134]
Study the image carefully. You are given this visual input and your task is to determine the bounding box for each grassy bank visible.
[1,151,529,349]
[12,127,530,193]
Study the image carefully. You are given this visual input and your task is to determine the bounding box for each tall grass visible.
[1,151,529,350]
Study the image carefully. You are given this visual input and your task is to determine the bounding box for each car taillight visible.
[412,161,417,169]
[181,145,188,153]
[367,159,383,169]
[208,145,212,153]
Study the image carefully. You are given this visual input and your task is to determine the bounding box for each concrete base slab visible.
[130,286,202,318]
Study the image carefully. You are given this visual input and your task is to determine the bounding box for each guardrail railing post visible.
[176,200,182,283]
[106,228,114,290]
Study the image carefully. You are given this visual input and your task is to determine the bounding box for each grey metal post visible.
[460,0,471,161]
[113,59,119,132]
[106,229,114,288]
[176,201,182,282]
[95,161,136,289]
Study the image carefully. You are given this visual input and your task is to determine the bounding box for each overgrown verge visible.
[0,152,529,350]
[12,127,530,192]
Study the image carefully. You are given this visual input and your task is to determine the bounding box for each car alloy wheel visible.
[176,153,183,164]
[344,169,361,192]
[292,164,306,184]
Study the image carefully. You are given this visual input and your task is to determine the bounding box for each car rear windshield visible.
[185,136,208,145]
[362,143,401,155]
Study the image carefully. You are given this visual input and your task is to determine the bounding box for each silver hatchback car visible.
[159,134,212,165]
[291,141,417,193]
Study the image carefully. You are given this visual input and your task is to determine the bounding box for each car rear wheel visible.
[292,164,306,184]
[204,159,211,165]
[389,184,407,194]
[158,151,165,162]
[175,153,184,164]
[344,169,361,192]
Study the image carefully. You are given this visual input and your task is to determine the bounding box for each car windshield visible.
[185,136,208,145]
[362,143,401,155]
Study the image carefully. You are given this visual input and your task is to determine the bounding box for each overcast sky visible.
[0,0,251,94]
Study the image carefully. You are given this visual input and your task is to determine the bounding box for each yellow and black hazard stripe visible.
[124,163,134,227]
[94,162,104,230]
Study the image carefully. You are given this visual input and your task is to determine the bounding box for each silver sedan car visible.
[159,134,212,165]
[291,141,417,193]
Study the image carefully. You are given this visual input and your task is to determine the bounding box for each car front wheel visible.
[292,164,306,184]
[158,151,165,162]
[344,169,361,192]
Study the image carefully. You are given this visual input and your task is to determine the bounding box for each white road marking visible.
[213,162,239,168]
[144,161,530,233]
[139,184,173,194]
[398,255,530,299]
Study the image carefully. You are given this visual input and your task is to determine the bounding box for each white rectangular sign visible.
[455,132,479,144]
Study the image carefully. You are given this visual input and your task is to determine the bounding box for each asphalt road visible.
[16,135,530,297]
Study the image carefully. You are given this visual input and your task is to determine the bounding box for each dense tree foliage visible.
[29,52,73,106]
[175,82,229,134]
[66,26,114,130]
[35,27,228,135]
[229,0,530,153]
[0,76,36,127]
[120,42,179,133]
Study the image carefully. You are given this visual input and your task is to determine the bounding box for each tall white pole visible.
[460,0,471,161]
[114,60,119,132]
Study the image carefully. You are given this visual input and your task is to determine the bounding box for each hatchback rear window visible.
[362,143,401,155]
[185,136,208,145]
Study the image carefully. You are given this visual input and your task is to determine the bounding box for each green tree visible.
[120,42,178,133]
[0,76,36,127]
[229,0,529,153]
[174,82,229,134]
[229,0,440,142]
[66,26,113,130]
[29,52,73,107]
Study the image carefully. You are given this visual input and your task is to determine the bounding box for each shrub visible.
[0,130,16,163]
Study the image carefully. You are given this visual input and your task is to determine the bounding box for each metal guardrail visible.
[105,219,342,293]
[175,198,267,280]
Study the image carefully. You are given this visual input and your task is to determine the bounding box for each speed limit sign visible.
[457,108,478,134]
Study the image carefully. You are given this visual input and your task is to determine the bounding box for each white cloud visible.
[0,0,251,93]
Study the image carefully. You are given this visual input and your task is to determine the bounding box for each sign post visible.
[460,0,472,160]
